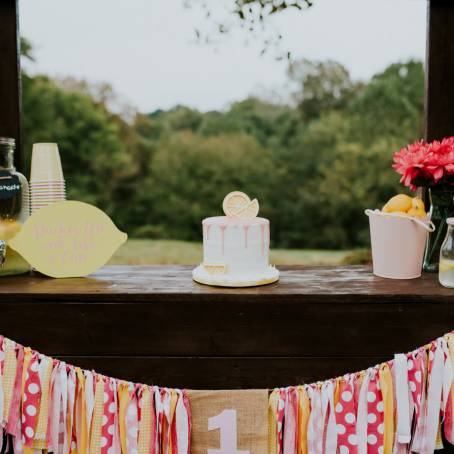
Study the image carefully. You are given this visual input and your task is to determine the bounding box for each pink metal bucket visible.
[365,209,435,279]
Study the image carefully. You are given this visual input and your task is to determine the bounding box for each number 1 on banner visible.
[207,409,250,454]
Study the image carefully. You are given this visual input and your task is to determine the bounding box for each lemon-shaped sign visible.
[9,201,127,278]
[222,191,259,219]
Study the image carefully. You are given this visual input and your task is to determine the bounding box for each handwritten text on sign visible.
[208,410,249,454]
[9,201,127,278]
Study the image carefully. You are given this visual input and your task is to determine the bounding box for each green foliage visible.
[21,56,425,250]
[21,74,131,216]
[288,59,361,121]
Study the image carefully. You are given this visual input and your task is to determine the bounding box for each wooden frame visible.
[0,0,21,170]
[425,0,454,142]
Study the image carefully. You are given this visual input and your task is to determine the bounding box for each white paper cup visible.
[30,143,64,182]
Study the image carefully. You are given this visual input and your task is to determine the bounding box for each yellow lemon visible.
[406,197,426,218]
[382,194,413,213]
[411,197,425,212]
[0,220,22,241]
[407,208,426,218]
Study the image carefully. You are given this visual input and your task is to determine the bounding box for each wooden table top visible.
[0,265,453,389]
[0,265,451,302]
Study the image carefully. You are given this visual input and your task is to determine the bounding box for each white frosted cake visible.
[192,191,279,287]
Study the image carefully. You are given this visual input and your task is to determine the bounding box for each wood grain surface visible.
[0,265,452,391]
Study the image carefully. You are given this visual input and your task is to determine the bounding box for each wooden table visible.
[0,265,453,390]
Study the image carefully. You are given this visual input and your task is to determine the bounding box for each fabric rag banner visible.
[0,332,453,454]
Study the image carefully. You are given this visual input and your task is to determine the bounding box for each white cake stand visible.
[192,264,279,288]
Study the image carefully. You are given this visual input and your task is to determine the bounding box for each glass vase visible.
[423,186,454,272]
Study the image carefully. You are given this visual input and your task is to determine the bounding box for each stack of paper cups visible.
[30,143,66,213]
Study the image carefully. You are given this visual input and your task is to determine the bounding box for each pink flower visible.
[392,137,454,189]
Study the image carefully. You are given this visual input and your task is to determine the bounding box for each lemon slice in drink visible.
[440,259,454,273]
[223,191,251,217]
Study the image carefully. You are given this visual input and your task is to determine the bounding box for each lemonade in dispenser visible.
[0,137,30,276]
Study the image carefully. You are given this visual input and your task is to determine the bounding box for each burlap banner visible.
[188,390,268,454]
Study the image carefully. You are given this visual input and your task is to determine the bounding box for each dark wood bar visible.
[425,0,454,142]
[0,265,452,390]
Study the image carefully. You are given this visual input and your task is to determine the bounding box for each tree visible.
[21,74,131,216]
[186,0,315,58]
[132,132,275,240]
[21,37,425,249]
[348,60,424,145]
[288,59,361,121]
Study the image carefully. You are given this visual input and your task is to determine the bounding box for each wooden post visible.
[0,0,21,171]
[425,0,454,142]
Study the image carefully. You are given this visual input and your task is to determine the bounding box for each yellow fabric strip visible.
[33,356,54,448]
[75,367,87,454]
[297,386,309,454]
[268,389,279,454]
[90,376,105,454]
[436,421,444,449]
[3,338,17,424]
[21,347,32,397]
[118,382,130,454]
[137,386,152,454]
[334,377,342,406]
[379,364,394,454]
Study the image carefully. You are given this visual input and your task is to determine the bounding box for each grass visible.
[109,239,368,266]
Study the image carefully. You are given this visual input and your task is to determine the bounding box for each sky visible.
[19,0,426,113]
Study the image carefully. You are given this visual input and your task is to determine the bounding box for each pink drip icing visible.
[219,224,227,254]
[260,224,265,256]
[243,225,250,248]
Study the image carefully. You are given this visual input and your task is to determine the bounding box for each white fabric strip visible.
[84,369,94,454]
[357,370,371,454]
[322,381,337,454]
[307,386,323,454]
[394,353,412,444]
[441,339,453,412]
[422,340,444,454]
[176,390,189,454]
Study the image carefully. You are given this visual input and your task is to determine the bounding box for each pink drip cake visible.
[192,192,279,287]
